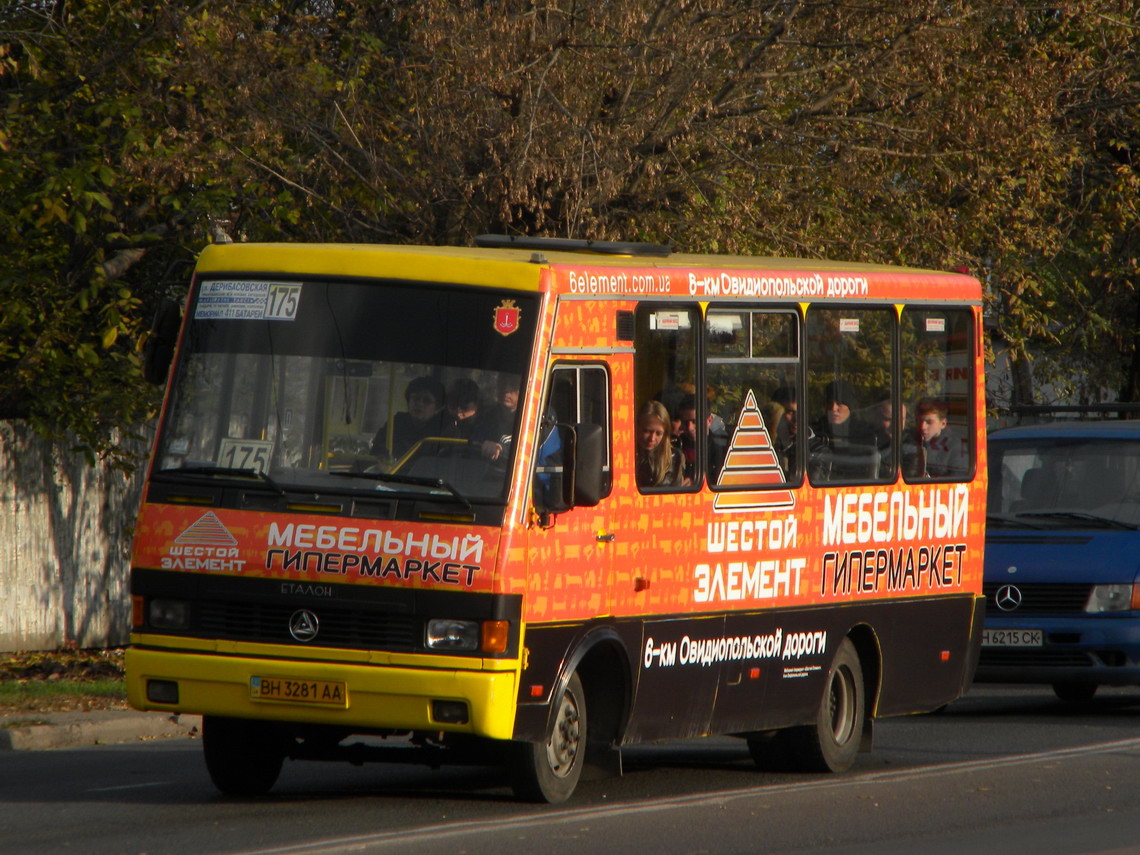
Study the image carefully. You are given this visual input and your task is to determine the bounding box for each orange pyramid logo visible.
[176,511,238,547]
[713,390,796,512]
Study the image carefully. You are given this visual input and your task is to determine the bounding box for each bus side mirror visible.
[572,422,604,507]
[143,299,182,385]
[532,423,573,516]
[532,422,604,518]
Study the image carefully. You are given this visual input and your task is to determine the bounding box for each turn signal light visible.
[482,620,510,654]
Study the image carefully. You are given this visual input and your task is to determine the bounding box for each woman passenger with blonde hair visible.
[636,400,685,487]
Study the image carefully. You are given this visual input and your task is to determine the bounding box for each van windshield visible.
[988,436,1140,529]
[154,278,537,503]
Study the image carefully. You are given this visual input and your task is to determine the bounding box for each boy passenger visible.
[674,395,728,484]
[914,397,968,477]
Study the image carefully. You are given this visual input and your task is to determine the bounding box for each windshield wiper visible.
[155,465,285,495]
[986,513,1046,529]
[1016,510,1138,530]
[330,471,472,509]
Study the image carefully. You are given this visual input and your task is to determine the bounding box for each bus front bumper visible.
[126,643,519,740]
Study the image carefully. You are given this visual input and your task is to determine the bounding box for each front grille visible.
[983,582,1092,614]
[987,535,1092,546]
[978,648,1094,668]
[196,599,418,650]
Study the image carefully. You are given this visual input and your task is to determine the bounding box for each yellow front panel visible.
[126,643,519,740]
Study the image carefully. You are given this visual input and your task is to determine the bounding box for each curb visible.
[0,710,201,751]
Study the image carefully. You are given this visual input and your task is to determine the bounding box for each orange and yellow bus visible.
[126,236,986,802]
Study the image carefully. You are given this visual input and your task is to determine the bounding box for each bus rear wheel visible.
[775,638,865,773]
[202,715,286,796]
[510,672,587,803]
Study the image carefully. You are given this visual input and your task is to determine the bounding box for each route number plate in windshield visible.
[217,438,272,475]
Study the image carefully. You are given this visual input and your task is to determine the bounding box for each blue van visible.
[978,419,1140,701]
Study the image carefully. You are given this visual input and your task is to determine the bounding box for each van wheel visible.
[785,638,865,773]
[1052,682,1097,702]
[202,715,286,796]
[510,672,586,803]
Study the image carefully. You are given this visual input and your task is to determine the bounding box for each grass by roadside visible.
[0,648,128,714]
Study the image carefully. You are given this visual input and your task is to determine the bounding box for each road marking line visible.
[229,736,1140,855]
[86,782,172,793]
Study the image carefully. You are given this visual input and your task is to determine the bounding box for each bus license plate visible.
[981,629,1043,647]
[250,676,348,707]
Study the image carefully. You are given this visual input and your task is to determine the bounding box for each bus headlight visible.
[148,598,191,629]
[426,619,480,651]
[1085,584,1135,613]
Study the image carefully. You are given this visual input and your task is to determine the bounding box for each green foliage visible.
[1,3,198,462]
[0,1,408,462]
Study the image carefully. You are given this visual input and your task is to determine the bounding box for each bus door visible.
[620,304,726,741]
[525,361,614,627]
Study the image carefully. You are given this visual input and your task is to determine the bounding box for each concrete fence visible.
[0,421,149,652]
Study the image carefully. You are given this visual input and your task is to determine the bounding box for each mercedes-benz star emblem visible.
[289,609,320,642]
[995,584,1023,612]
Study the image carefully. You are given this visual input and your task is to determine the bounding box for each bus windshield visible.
[154,277,538,503]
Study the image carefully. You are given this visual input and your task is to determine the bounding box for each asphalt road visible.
[2,684,1140,855]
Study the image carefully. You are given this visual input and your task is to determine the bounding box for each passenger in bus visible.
[864,388,906,478]
[810,380,878,480]
[371,375,448,459]
[770,385,800,477]
[914,397,967,477]
[444,378,483,440]
[673,394,728,485]
[472,374,520,461]
[636,400,685,487]
[760,394,785,439]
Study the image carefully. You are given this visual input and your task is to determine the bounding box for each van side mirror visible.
[143,299,182,385]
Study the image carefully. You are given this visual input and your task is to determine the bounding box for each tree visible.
[1,2,211,462]
[377,1,1137,405]
[0,1,409,462]
[1,0,1137,458]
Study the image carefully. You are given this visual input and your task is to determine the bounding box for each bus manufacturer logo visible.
[289,609,320,642]
[493,299,521,336]
[995,585,1022,611]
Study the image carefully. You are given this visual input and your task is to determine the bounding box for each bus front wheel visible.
[785,638,865,773]
[202,715,286,796]
[510,672,587,803]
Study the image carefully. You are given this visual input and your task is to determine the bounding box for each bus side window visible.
[634,306,700,490]
[705,308,801,486]
[532,364,612,513]
[805,306,895,485]
[901,308,975,482]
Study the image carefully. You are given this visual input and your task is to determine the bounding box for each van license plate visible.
[250,676,347,707]
[981,629,1043,647]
